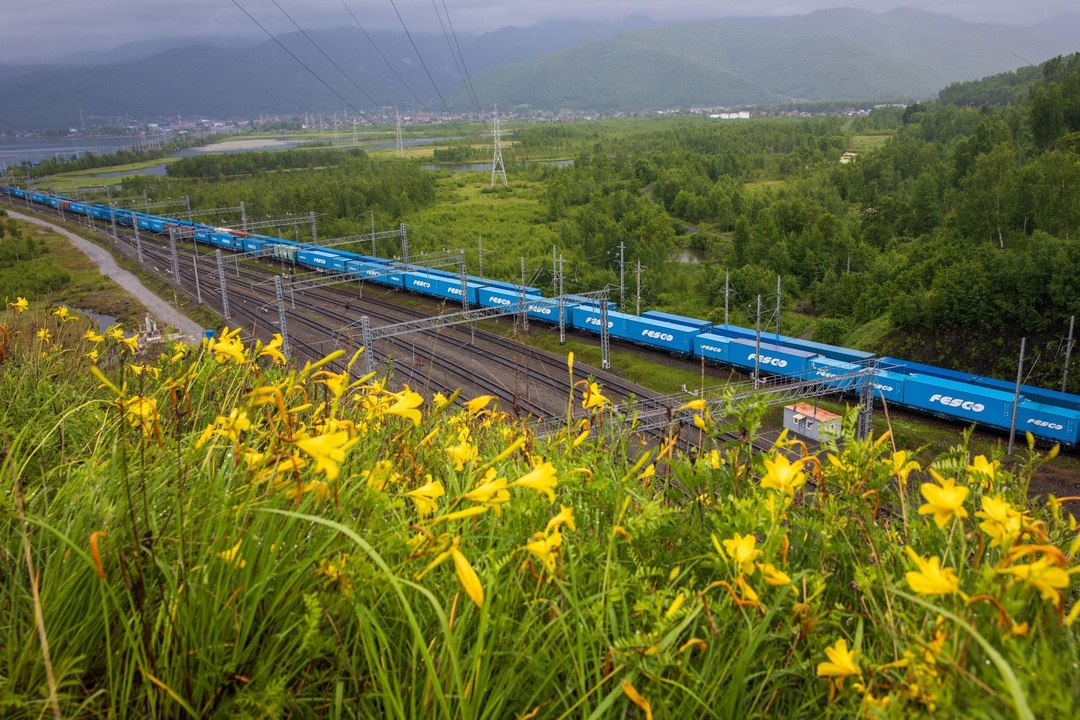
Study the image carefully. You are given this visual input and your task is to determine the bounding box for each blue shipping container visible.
[728,339,815,379]
[902,375,1013,430]
[1016,400,1080,447]
[811,357,862,392]
[871,369,906,405]
[641,310,713,333]
[694,333,732,364]
[571,306,627,336]
[624,314,700,354]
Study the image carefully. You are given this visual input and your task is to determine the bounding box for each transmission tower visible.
[491,104,507,187]
[395,109,404,158]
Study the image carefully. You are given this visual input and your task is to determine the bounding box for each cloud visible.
[1,0,1074,63]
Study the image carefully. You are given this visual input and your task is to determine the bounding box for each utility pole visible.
[520,257,528,332]
[776,275,782,340]
[724,269,730,326]
[1064,315,1075,393]
[754,295,762,390]
[618,242,626,313]
[309,211,317,245]
[275,275,290,360]
[133,216,144,263]
[478,236,484,276]
[185,195,191,213]
[400,223,409,264]
[240,201,248,232]
[216,249,231,321]
[168,227,180,284]
[1008,338,1026,455]
[193,253,203,304]
[636,259,643,316]
[557,254,566,345]
[370,209,376,255]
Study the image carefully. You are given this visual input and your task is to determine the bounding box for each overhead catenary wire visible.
[269,0,385,117]
[228,0,381,128]
[337,0,431,112]
[441,0,480,108]
[385,0,456,117]
[430,0,481,113]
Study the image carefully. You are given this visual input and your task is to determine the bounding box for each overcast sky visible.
[1,0,1075,63]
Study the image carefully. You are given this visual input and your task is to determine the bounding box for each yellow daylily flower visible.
[215,408,252,441]
[997,555,1071,604]
[545,505,576,534]
[86,348,100,363]
[293,430,359,481]
[36,327,51,343]
[83,328,105,344]
[8,296,29,313]
[385,386,424,426]
[816,638,861,688]
[904,547,962,596]
[581,381,611,410]
[967,455,999,486]
[885,450,920,485]
[918,476,969,528]
[451,543,484,608]
[446,439,479,470]
[523,528,562,572]
[405,478,445,517]
[760,454,807,497]
[218,540,246,568]
[462,468,511,515]
[716,532,761,574]
[209,328,246,364]
[258,333,287,365]
[120,335,139,355]
[756,562,792,586]
[511,461,558,503]
[679,398,707,412]
[620,680,653,720]
[123,395,160,440]
[466,394,495,414]
[52,306,78,322]
[106,324,125,342]
[975,495,1025,548]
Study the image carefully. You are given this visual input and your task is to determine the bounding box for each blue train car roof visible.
[879,356,977,384]
[972,376,1080,413]
[641,310,712,330]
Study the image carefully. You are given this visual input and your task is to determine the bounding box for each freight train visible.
[4,185,1079,447]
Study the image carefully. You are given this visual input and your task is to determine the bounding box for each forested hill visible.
[1,8,1077,129]
[451,8,1078,111]
[940,52,1080,109]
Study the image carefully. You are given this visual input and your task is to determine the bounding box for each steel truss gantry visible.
[357,289,612,375]
[534,362,880,440]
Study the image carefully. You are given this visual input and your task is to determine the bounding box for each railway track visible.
[18,199,672,426]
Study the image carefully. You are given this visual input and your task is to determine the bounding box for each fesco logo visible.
[928,394,985,413]
[449,287,462,295]
[314,258,327,265]
[413,280,432,288]
[489,297,512,306]
[700,344,726,354]
[873,383,894,393]
[747,353,788,368]
[1028,418,1064,431]
[642,329,674,341]
[585,317,613,328]
[528,305,553,315]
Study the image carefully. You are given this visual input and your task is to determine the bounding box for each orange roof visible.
[786,403,841,422]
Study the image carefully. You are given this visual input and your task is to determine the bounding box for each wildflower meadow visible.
[1,298,1078,719]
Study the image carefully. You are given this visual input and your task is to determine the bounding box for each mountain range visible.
[0,8,1077,130]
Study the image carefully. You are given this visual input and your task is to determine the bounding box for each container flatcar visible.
[728,339,816,379]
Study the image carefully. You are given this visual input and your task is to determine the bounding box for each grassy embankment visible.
[2,286,1079,718]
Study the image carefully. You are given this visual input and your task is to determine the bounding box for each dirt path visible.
[9,211,205,340]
